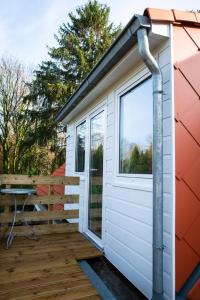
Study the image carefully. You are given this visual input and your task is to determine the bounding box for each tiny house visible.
[56,8,200,300]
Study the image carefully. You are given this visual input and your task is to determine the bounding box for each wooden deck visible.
[0,232,102,300]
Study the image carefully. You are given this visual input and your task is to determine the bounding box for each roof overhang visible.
[55,14,170,124]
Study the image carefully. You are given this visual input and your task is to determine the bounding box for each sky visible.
[0,0,199,69]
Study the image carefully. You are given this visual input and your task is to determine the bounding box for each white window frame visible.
[73,117,87,175]
[84,102,107,249]
[114,68,153,184]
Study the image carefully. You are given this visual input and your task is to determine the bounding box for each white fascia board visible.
[151,23,170,38]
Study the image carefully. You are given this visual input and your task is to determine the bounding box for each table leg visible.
[21,194,37,240]
[5,194,17,249]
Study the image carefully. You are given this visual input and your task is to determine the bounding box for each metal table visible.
[0,188,36,249]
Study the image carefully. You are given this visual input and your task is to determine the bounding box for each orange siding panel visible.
[175,122,199,179]
[187,279,200,300]
[176,238,199,292]
[179,96,200,146]
[145,8,174,22]
[174,69,199,122]
[52,164,65,210]
[176,179,200,239]
[37,185,49,196]
[185,216,200,257]
[195,12,200,23]
[173,26,198,63]
[36,164,66,210]
[184,158,200,200]
[53,164,65,176]
[184,27,200,49]
[172,10,197,23]
[174,24,200,292]
[176,52,200,96]
[145,8,200,25]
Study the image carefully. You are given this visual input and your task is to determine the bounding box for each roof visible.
[145,8,200,24]
[55,8,200,123]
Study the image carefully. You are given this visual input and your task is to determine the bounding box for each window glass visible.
[119,78,153,174]
[88,111,104,238]
[75,121,86,172]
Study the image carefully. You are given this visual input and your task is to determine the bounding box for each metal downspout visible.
[136,28,163,300]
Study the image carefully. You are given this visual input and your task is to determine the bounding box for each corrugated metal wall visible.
[173,24,200,295]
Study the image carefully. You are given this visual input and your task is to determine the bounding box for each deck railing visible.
[0,174,79,238]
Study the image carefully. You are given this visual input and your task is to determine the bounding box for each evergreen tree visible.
[26,1,121,172]
[123,143,152,174]
[129,145,140,173]
[28,0,121,110]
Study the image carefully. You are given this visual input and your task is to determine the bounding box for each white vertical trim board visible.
[169,23,176,300]
[158,32,175,300]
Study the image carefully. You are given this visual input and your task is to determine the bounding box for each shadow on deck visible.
[0,232,102,300]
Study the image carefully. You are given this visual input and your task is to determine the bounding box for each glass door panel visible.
[88,111,104,238]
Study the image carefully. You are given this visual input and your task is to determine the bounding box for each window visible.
[75,121,86,172]
[119,78,153,175]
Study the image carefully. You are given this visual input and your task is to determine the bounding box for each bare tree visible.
[0,57,31,173]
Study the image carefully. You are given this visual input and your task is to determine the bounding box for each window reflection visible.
[88,112,104,238]
[75,121,86,172]
[119,78,153,174]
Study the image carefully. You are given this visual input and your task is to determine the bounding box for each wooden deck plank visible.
[0,271,86,293]
[0,233,102,300]
[6,283,99,300]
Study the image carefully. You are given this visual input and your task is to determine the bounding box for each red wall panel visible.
[174,25,200,292]
[37,164,65,211]
[187,279,200,300]
[176,238,199,292]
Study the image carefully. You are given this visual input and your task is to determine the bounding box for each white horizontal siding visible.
[105,219,152,262]
[105,208,152,244]
[104,184,152,208]
[105,232,152,280]
[106,196,152,226]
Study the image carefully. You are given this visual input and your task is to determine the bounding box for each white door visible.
[85,108,105,247]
